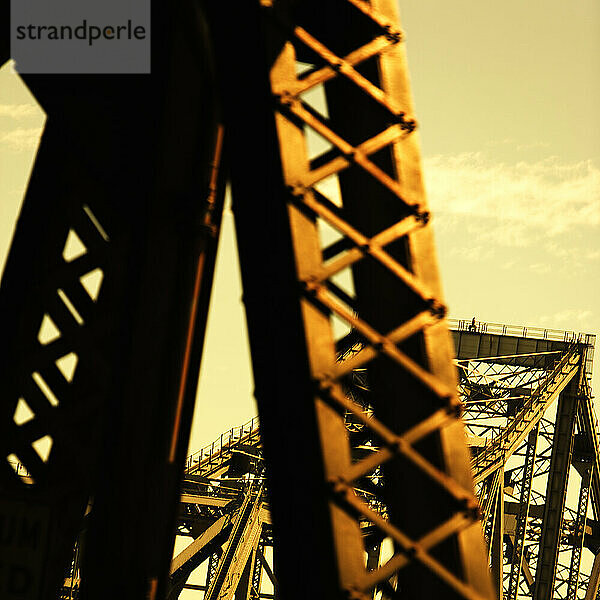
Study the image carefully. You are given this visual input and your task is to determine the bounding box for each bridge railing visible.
[449,318,595,346]
[184,415,261,475]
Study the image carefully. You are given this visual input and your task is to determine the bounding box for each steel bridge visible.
[58,319,598,600]
[0,1,595,599]
[177,320,596,600]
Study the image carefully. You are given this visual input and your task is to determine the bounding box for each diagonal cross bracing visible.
[472,346,580,484]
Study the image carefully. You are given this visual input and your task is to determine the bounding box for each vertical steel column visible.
[315,0,492,596]
[234,554,255,600]
[206,0,346,594]
[214,0,494,598]
[566,464,593,600]
[250,540,265,598]
[207,550,223,591]
[534,378,581,599]
[507,425,539,600]
[0,2,224,598]
[490,470,505,600]
[481,470,502,557]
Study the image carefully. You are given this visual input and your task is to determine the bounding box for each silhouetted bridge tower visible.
[0,1,594,599]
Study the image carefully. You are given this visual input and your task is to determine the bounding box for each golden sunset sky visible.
[1,1,599,458]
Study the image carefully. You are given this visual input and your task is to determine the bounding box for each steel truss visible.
[455,320,598,600]
[2,0,501,598]
[161,320,597,600]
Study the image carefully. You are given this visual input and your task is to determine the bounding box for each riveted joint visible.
[328,476,348,498]
[342,149,357,162]
[467,503,482,521]
[383,25,402,44]
[331,61,344,73]
[393,111,417,132]
[373,339,384,352]
[389,436,406,454]
[276,90,296,108]
[287,182,306,197]
[459,496,480,520]
[427,298,447,319]
[446,399,464,419]
[318,377,335,394]
[200,212,219,237]
[416,210,430,225]
[301,277,319,297]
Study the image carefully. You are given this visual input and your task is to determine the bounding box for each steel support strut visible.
[534,378,581,599]
[209,1,493,598]
[490,470,505,599]
[506,425,539,600]
[0,2,223,598]
[566,462,593,600]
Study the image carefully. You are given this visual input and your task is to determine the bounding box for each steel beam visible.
[579,390,600,522]
[207,550,223,592]
[567,463,593,599]
[506,425,539,600]
[205,1,493,598]
[250,541,265,600]
[452,328,585,369]
[169,514,232,600]
[456,327,597,598]
[0,3,223,598]
[472,346,580,484]
[490,470,504,600]
[205,482,264,600]
[534,381,580,599]
[233,553,255,600]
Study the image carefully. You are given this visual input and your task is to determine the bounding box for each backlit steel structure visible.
[1,1,569,599]
[456,320,598,600]
[109,319,596,600]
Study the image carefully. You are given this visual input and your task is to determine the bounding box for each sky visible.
[1,1,599,458]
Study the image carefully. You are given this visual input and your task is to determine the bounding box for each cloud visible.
[0,128,43,151]
[516,141,550,151]
[424,153,600,235]
[538,309,594,327]
[544,242,600,262]
[449,245,494,262]
[0,103,40,119]
[529,263,551,274]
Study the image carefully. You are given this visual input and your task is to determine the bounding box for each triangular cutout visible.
[38,313,61,345]
[32,435,53,462]
[13,397,35,425]
[62,229,87,262]
[56,352,78,382]
[318,216,344,252]
[80,268,104,301]
[314,173,342,207]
